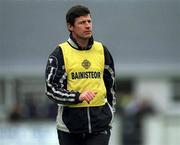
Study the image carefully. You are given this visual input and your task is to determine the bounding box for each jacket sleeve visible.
[45,46,81,105]
[103,46,116,112]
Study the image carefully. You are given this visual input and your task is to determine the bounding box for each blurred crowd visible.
[9,97,57,121]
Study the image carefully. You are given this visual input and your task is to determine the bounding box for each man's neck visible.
[76,38,89,48]
[69,33,93,50]
[71,34,89,49]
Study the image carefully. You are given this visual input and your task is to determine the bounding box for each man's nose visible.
[85,22,91,27]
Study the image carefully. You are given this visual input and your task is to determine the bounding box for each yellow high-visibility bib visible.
[59,41,107,107]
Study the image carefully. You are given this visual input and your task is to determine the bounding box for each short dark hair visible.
[66,5,91,25]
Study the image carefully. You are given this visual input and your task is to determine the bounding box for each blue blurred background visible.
[0,0,180,145]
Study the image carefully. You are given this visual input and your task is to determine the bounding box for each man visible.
[45,5,116,145]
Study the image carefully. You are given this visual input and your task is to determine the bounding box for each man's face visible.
[68,14,92,40]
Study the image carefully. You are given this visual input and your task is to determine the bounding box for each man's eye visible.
[78,21,84,24]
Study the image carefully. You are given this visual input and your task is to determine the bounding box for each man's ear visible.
[67,23,73,32]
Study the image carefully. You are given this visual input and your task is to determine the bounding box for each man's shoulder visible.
[93,40,104,48]
[50,42,65,58]
[58,41,68,48]
[94,40,107,48]
[94,40,102,44]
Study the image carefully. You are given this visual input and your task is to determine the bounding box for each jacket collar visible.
[67,33,94,50]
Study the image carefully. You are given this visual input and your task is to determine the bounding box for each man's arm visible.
[45,46,81,105]
[103,46,116,112]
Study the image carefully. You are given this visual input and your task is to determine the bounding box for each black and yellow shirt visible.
[45,35,116,133]
[59,41,106,107]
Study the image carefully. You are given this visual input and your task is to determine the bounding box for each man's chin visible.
[80,34,92,40]
[84,34,92,39]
